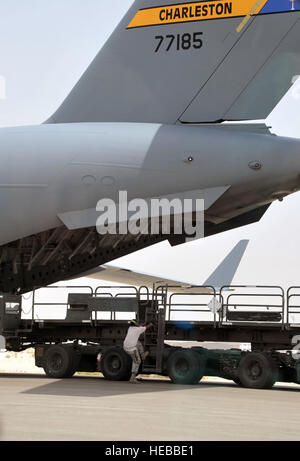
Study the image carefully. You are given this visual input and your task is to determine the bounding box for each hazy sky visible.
[1,1,300,292]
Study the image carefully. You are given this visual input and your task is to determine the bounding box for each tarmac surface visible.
[0,373,300,441]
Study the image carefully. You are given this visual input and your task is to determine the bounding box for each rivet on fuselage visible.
[184,156,194,163]
[248,161,262,170]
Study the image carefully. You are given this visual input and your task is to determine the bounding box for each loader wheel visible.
[101,347,132,381]
[167,349,205,385]
[43,345,79,379]
[237,352,278,389]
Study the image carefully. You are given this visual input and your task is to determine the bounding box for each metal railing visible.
[94,285,140,320]
[287,287,300,327]
[28,283,300,330]
[31,285,94,326]
[219,285,285,328]
[167,287,218,326]
[31,284,145,324]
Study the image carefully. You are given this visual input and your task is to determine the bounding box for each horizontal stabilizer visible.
[190,123,274,135]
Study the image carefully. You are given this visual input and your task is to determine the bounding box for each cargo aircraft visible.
[0,0,300,294]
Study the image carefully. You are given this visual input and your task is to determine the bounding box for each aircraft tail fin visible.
[47,1,300,125]
[204,240,249,288]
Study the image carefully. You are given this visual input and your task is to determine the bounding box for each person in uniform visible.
[123,320,153,383]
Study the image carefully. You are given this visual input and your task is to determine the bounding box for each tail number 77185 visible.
[154,32,203,52]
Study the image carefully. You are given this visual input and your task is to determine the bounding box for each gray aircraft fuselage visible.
[1,122,299,247]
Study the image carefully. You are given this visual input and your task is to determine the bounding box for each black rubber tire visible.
[43,345,79,379]
[237,352,278,389]
[167,349,205,385]
[101,347,132,381]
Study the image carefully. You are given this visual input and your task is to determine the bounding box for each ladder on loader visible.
[142,286,167,374]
